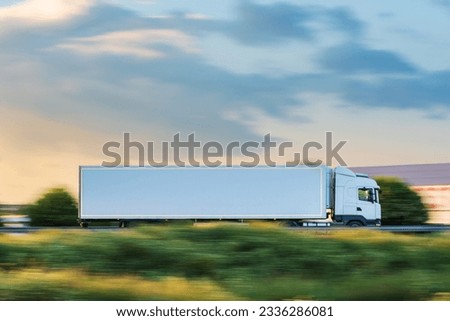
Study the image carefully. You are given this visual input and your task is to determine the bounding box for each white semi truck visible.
[78,166,381,228]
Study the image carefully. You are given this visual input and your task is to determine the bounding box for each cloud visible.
[223,106,311,139]
[0,0,445,138]
[0,2,447,130]
[319,42,417,74]
[324,7,364,38]
[228,1,315,44]
[434,0,450,11]
[222,2,364,45]
[0,0,446,121]
[55,29,199,59]
[340,70,450,110]
[0,0,93,24]
[126,2,364,47]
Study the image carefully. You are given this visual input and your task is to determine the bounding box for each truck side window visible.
[358,188,374,202]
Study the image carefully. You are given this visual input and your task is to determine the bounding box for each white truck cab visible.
[333,167,381,226]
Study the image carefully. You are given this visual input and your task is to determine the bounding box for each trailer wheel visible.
[347,221,363,227]
[119,221,129,228]
[80,222,89,228]
[283,220,301,227]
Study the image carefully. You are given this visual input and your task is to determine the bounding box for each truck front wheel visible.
[347,221,363,227]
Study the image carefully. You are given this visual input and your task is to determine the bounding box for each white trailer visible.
[78,166,381,227]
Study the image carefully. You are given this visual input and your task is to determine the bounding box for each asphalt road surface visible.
[0,225,449,234]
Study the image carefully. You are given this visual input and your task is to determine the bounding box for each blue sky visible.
[0,0,450,203]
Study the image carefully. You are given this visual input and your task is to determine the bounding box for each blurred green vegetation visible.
[24,188,78,227]
[0,223,448,300]
[376,177,428,225]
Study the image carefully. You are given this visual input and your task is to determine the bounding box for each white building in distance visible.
[351,163,450,224]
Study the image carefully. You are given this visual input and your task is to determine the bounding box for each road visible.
[0,225,449,234]
[290,225,450,233]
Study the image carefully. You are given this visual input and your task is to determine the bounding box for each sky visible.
[1,0,450,203]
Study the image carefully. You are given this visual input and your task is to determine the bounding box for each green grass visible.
[0,223,449,300]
